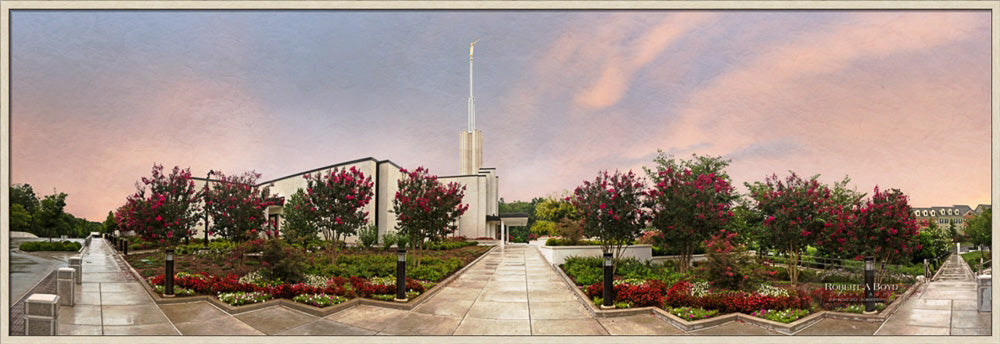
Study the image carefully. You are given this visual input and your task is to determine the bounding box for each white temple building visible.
[192,41,524,243]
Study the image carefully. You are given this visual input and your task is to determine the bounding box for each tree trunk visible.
[788,248,800,287]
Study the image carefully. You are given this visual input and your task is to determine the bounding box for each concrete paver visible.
[793,318,880,335]
[875,252,991,336]
[234,306,318,334]
[598,315,687,335]
[689,321,781,336]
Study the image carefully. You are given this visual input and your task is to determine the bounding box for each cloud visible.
[573,12,720,110]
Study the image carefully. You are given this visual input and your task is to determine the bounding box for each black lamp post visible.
[602,252,614,309]
[395,249,407,302]
[165,249,175,297]
[863,256,875,314]
[203,170,214,250]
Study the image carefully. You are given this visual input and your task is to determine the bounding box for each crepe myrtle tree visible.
[302,166,374,243]
[204,171,284,242]
[393,166,468,265]
[571,170,646,272]
[749,172,834,287]
[852,187,920,286]
[646,167,734,274]
[116,164,200,246]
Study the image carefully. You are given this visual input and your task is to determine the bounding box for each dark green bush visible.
[261,239,307,284]
[545,238,602,246]
[561,256,602,285]
[19,241,82,252]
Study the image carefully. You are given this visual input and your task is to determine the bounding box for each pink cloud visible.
[574,12,720,110]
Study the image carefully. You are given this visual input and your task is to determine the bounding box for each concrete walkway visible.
[57,237,179,335]
[42,240,992,336]
[875,253,991,335]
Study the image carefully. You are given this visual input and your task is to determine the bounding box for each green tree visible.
[643,151,733,186]
[10,203,33,233]
[280,189,320,246]
[532,194,577,237]
[966,208,992,253]
[10,183,40,214]
[102,211,117,234]
[913,217,950,264]
[36,191,69,241]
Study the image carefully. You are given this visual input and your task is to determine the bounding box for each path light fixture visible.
[204,170,215,250]
[164,249,175,297]
[122,237,128,256]
[395,249,407,302]
[602,252,614,309]
[864,256,875,314]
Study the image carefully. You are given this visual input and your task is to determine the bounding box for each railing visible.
[762,252,946,282]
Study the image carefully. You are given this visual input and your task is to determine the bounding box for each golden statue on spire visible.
[469,40,479,61]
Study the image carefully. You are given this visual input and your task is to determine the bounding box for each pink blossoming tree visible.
[571,170,646,271]
[853,187,920,285]
[115,164,200,246]
[301,166,375,243]
[749,172,834,286]
[203,171,284,242]
[646,167,734,273]
[392,166,468,264]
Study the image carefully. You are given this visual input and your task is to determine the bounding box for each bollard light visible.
[602,252,614,309]
[123,237,128,256]
[395,249,407,302]
[164,249,175,297]
[863,256,875,314]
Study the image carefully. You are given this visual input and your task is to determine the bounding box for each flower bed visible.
[750,309,810,323]
[667,306,719,321]
[292,293,346,308]
[218,291,272,306]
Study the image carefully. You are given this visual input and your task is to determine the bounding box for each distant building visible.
[911,204,990,233]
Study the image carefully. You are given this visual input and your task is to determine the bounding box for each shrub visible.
[261,239,307,284]
[663,281,812,314]
[19,241,81,252]
[584,279,665,308]
[153,285,196,296]
[562,257,602,286]
[554,218,585,245]
[358,225,379,249]
[381,231,400,250]
[702,230,773,291]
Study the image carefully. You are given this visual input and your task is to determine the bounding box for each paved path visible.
[57,238,179,335]
[875,253,991,335]
[45,241,992,336]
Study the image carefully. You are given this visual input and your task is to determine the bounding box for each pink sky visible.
[7,9,993,221]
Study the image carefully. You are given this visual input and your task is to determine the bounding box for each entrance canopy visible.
[498,213,529,247]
